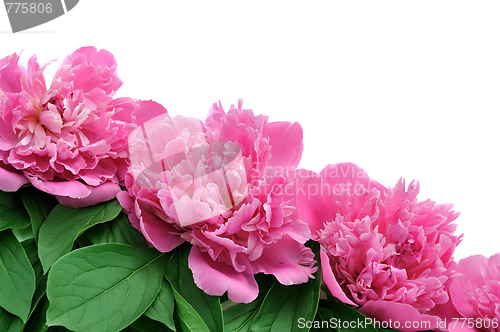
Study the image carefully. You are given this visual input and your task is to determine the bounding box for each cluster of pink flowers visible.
[2,47,498,329]
[0,47,163,207]
[117,100,316,303]
[296,163,463,330]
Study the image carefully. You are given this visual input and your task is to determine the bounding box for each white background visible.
[1,1,499,261]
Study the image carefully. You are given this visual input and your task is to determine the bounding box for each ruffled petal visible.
[320,250,357,306]
[116,191,140,230]
[117,191,134,213]
[0,48,149,208]
[189,246,258,303]
[107,97,137,122]
[454,255,488,287]
[449,255,489,319]
[319,162,386,194]
[56,181,121,208]
[133,100,169,126]
[0,118,18,150]
[295,172,334,239]
[0,53,24,93]
[204,100,225,133]
[427,300,462,327]
[251,235,317,285]
[0,164,29,191]
[138,203,185,252]
[55,46,122,95]
[27,175,91,198]
[267,121,303,168]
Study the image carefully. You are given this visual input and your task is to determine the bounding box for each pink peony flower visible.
[117,100,317,303]
[449,254,500,332]
[0,47,163,207]
[296,162,462,331]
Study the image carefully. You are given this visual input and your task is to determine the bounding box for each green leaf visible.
[121,327,137,332]
[129,314,175,332]
[29,274,47,319]
[23,295,50,332]
[21,238,43,284]
[38,199,122,272]
[249,281,320,332]
[21,186,58,244]
[144,278,176,330]
[0,230,36,323]
[164,243,223,332]
[318,299,378,332]
[310,306,336,332]
[171,285,210,332]
[223,273,278,332]
[0,307,24,332]
[22,238,48,320]
[250,241,322,332]
[0,191,30,232]
[46,243,166,332]
[12,226,34,242]
[47,326,70,332]
[82,212,148,247]
[223,293,265,332]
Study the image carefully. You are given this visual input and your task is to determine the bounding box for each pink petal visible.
[108,97,137,122]
[138,202,185,252]
[0,164,29,191]
[172,196,212,227]
[188,246,258,303]
[295,173,334,239]
[267,121,303,168]
[39,108,62,134]
[25,54,51,100]
[0,53,24,93]
[26,174,91,198]
[0,119,17,150]
[33,123,46,148]
[320,250,357,306]
[204,100,225,132]
[487,253,500,279]
[319,162,386,194]
[454,255,488,286]
[133,100,169,126]
[75,47,117,68]
[117,191,134,214]
[359,301,446,332]
[109,98,169,127]
[450,255,488,319]
[56,46,122,95]
[427,300,463,327]
[191,228,247,266]
[251,236,317,285]
[117,191,141,230]
[55,181,121,208]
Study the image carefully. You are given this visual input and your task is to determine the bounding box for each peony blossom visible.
[296,162,462,331]
[0,47,163,207]
[448,254,500,332]
[117,100,317,303]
